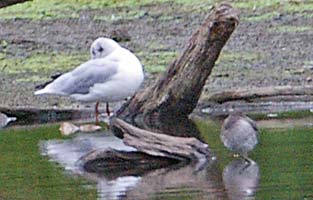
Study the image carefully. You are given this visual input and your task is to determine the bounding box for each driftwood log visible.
[81,3,239,172]
[205,85,313,103]
[0,0,31,8]
[111,118,211,161]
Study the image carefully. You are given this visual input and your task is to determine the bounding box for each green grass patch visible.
[217,51,262,64]
[270,25,312,33]
[94,10,148,21]
[243,12,280,22]
[1,52,88,83]
[232,0,313,13]
[0,0,172,19]
[0,52,6,60]
[137,51,178,74]
[1,0,313,20]
[233,0,281,9]
[0,125,96,199]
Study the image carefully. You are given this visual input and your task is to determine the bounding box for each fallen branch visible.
[206,85,313,103]
[111,118,211,161]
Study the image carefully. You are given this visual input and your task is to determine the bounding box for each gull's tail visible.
[34,87,66,96]
[34,88,48,95]
[34,88,57,95]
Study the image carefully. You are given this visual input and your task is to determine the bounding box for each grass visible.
[137,51,178,73]
[0,125,96,199]
[243,12,280,22]
[0,0,311,20]
[233,0,313,12]
[0,0,173,19]
[217,51,262,64]
[1,52,88,83]
[270,25,312,33]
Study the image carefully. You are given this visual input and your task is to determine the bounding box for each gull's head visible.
[90,37,120,59]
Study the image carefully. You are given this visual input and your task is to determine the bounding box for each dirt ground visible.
[0,1,312,111]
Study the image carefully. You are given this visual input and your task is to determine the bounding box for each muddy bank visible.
[0,1,312,112]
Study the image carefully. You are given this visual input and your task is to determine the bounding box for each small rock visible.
[59,122,80,136]
[267,113,278,118]
[59,122,102,136]
[306,76,312,82]
[79,124,102,132]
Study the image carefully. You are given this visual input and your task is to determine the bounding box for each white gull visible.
[34,38,144,123]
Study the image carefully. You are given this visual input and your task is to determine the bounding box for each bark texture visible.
[0,0,31,8]
[111,118,211,161]
[117,3,239,123]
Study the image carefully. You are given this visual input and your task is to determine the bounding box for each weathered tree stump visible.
[117,3,239,124]
[0,0,31,8]
[81,3,239,171]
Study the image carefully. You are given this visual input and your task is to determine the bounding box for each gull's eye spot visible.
[98,46,104,52]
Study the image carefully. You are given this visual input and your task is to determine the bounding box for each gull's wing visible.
[245,116,259,134]
[39,58,118,95]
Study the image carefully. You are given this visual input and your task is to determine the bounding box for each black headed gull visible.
[35,38,144,123]
[35,37,121,118]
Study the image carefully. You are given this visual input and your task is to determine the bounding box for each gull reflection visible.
[223,158,260,200]
[40,132,142,199]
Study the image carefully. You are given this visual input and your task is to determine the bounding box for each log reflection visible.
[83,159,227,200]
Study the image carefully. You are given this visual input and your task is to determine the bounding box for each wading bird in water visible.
[221,113,259,163]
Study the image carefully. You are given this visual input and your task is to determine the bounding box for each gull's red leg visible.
[106,102,111,117]
[95,101,100,124]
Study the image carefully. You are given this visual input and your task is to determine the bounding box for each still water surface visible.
[44,119,313,200]
[0,119,313,199]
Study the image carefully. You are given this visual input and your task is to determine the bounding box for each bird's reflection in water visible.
[223,158,260,200]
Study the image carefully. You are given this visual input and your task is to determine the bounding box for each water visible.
[40,119,313,200]
[0,118,313,199]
